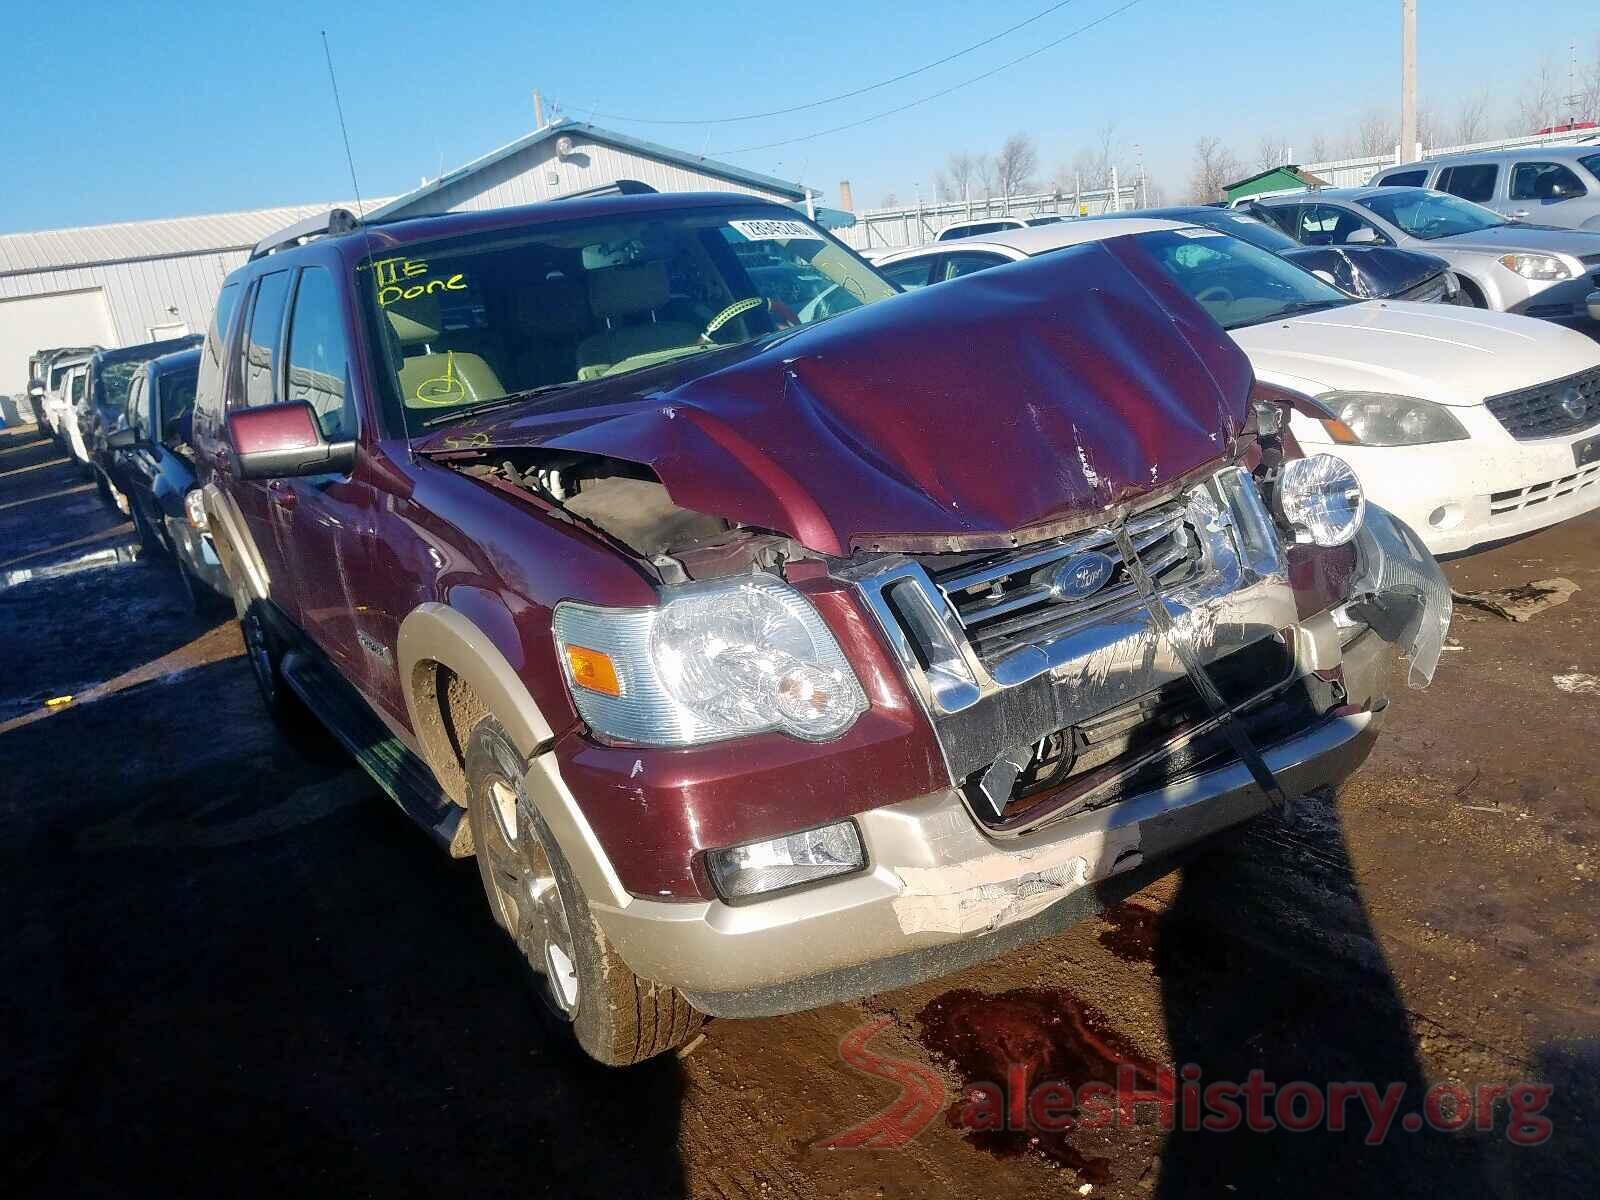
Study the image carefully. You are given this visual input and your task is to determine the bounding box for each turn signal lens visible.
[564,645,622,697]
[1317,417,1362,445]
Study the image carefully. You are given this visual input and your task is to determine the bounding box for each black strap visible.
[1112,523,1290,811]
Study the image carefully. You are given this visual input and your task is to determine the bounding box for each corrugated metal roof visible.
[368,120,809,221]
[0,199,394,276]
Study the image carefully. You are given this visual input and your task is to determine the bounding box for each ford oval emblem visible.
[1560,386,1589,422]
[1051,551,1116,601]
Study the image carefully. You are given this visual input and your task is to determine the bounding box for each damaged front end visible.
[843,461,1449,839]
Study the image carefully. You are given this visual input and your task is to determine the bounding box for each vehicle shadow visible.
[1,658,689,1199]
[1152,792,1496,1195]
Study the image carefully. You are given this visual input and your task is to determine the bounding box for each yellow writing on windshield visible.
[372,256,467,307]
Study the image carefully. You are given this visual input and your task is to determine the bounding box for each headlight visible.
[1275,454,1365,546]
[183,489,209,532]
[1317,392,1470,446]
[553,576,867,746]
[1498,253,1573,281]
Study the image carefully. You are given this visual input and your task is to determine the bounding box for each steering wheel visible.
[1193,285,1234,304]
[699,297,767,345]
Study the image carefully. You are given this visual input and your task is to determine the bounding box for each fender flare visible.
[396,602,630,908]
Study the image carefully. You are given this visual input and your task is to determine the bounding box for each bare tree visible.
[945,152,979,202]
[1189,136,1242,204]
[993,133,1039,203]
[1351,108,1397,157]
[880,191,898,208]
[1256,136,1292,171]
[1309,133,1330,162]
[1579,36,1600,122]
[1450,88,1493,146]
[1514,57,1562,133]
[1413,105,1437,155]
[973,154,996,200]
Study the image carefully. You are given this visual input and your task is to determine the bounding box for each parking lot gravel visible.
[2,420,1595,1198]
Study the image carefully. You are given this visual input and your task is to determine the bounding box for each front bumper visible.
[1298,411,1600,556]
[595,695,1384,1017]
[1504,273,1600,325]
[585,492,1445,1017]
[166,516,230,598]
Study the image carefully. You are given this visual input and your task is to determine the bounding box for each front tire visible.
[464,717,704,1066]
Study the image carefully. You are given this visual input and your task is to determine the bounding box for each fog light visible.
[706,821,865,901]
[1427,504,1463,530]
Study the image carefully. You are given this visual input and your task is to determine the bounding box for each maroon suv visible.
[193,188,1449,1065]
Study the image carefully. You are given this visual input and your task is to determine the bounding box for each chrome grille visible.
[919,503,1205,665]
[1484,366,1600,441]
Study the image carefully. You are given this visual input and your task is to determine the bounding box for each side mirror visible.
[28,383,45,398]
[226,401,356,480]
[1344,226,1381,245]
[106,428,139,450]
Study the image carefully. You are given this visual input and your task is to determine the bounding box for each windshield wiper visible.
[418,382,579,429]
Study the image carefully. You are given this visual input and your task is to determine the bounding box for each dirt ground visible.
[1,419,1596,1199]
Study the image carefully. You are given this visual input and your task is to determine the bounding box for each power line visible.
[713,0,1146,156]
[585,0,1084,126]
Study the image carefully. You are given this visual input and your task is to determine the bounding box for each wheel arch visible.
[396,602,630,908]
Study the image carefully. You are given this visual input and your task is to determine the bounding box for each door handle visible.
[267,481,297,511]
[1510,209,1530,220]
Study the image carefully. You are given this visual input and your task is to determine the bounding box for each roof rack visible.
[249,207,362,260]
[554,179,658,201]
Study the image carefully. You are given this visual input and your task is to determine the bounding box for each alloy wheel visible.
[479,775,580,1018]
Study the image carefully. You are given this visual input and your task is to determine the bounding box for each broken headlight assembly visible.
[183,489,209,532]
[552,575,868,746]
[1272,453,1366,547]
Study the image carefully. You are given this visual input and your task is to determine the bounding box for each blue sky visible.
[4,0,1596,232]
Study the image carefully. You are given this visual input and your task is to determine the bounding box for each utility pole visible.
[1399,1,1417,162]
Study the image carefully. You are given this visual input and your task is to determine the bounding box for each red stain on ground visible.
[917,987,1168,1182]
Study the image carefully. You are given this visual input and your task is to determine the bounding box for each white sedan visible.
[877,220,1600,555]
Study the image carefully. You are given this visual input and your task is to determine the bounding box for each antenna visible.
[320,30,416,459]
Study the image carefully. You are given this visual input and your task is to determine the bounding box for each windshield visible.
[1128,228,1352,330]
[1198,209,1301,254]
[359,205,896,430]
[93,360,144,415]
[1356,189,1507,240]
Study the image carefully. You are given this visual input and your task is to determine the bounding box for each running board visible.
[280,650,468,856]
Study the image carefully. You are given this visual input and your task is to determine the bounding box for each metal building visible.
[0,201,372,397]
[370,119,814,220]
[1,119,817,399]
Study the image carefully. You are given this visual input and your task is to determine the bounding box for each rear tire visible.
[464,717,705,1066]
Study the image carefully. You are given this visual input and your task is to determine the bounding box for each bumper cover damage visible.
[591,492,1449,1015]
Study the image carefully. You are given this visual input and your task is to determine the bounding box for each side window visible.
[70,371,86,405]
[941,252,1009,281]
[195,281,241,427]
[1378,169,1427,187]
[158,371,198,446]
[1295,204,1341,243]
[125,373,147,441]
[881,258,936,290]
[1253,204,1299,238]
[1436,164,1497,203]
[1510,162,1587,201]
[242,270,291,407]
[285,266,355,441]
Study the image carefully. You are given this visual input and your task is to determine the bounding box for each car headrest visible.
[514,275,591,338]
[588,261,670,321]
[386,294,443,344]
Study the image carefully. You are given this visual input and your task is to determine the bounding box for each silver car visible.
[1249,187,1600,325]
[1370,145,1600,231]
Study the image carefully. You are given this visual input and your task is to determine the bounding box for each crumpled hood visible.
[1231,300,1600,406]
[422,243,1253,556]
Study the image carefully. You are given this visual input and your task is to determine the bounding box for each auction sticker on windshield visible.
[729,218,819,242]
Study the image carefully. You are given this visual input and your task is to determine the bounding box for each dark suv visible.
[194,187,1449,1065]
